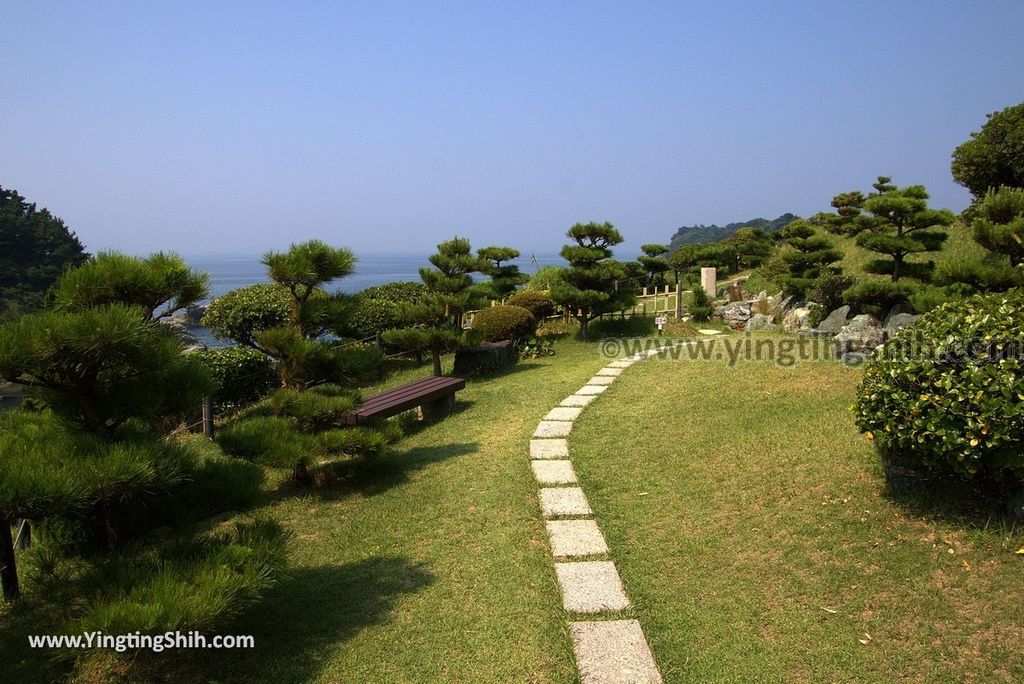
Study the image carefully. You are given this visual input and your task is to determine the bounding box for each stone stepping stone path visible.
[529,351,664,683]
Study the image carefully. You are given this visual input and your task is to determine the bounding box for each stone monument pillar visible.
[701,267,717,298]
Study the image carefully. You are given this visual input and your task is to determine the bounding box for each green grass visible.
[168,342,619,682]
[569,355,1024,683]
[6,331,1021,683]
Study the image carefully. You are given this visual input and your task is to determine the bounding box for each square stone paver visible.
[544,406,583,421]
[532,460,577,485]
[546,519,608,557]
[555,561,630,612]
[534,420,573,438]
[561,394,597,407]
[595,367,623,376]
[577,385,608,396]
[570,620,662,683]
[587,375,616,385]
[608,359,634,368]
[530,439,568,459]
[539,487,592,517]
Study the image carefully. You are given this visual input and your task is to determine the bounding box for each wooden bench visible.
[343,375,465,425]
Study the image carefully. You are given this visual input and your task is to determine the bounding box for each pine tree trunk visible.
[579,317,589,340]
[292,460,311,485]
[432,350,442,377]
[0,520,19,601]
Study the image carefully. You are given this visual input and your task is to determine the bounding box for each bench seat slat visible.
[355,377,461,411]
[345,376,465,424]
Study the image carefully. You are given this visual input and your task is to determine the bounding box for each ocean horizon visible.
[184,252,568,301]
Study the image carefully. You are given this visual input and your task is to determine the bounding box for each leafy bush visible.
[193,346,275,409]
[340,281,430,339]
[471,304,536,342]
[854,289,1024,487]
[506,290,555,319]
[517,334,556,359]
[689,287,713,321]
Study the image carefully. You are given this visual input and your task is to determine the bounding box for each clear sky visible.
[2,1,1023,257]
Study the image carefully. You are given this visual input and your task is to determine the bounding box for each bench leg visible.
[417,393,456,421]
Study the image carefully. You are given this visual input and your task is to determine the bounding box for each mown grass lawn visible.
[569,353,1024,683]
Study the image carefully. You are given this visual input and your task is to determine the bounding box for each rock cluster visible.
[709,287,921,358]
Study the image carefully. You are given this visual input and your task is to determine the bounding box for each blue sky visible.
[2,1,1023,257]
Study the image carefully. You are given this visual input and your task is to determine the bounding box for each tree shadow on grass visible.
[0,601,75,683]
[880,460,1020,529]
[462,361,544,382]
[145,556,434,684]
[274,442,479,501]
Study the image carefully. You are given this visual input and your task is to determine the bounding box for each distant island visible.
[668,213,799,250]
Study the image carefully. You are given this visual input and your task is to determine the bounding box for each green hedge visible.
[340,281,429,339]
[471,304,536,342]
[854,289,1024,486]
[506,290,555,319]
[193,346,276,409]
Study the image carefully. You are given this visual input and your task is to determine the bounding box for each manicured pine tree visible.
[971,186,1024,267]
[776,220,843,297]
[836,177,953,282]
[214,241,394,484]
[256,240,380,388]
[383,237,485,376]
[637,244,670,288]
[48,251,208,320]
[550,222,636,339]
[0,255,216,599]
[478,245,528,301]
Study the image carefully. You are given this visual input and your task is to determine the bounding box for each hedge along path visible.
[530,345,677,684]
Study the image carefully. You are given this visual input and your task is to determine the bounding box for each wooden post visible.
[675,281,683,319]
[375,333,384,379]
[14,520,30,550]
[202,396,214,438]
[1,521,19,601]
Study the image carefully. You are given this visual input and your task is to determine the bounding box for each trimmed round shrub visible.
[339,281,429,339]
[471,304,536,342]
[854,289,1024,485]
[202,283,292,347]
[193,346,276,409]
[506,290,554,319]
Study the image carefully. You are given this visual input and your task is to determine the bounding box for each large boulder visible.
[744,313,776,332]
[453,340,517,375]
[816,305,851,334]
[883,312,919,338]
[834,314,885,355]
[769,293,793,321]
[714,302,751,330]
[782,306,815,333]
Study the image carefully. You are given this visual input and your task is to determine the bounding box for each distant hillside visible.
[668,213,799,250]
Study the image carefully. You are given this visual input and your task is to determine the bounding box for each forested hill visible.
[668,213,799,249]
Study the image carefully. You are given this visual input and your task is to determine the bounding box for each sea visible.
[182,252,565,346]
